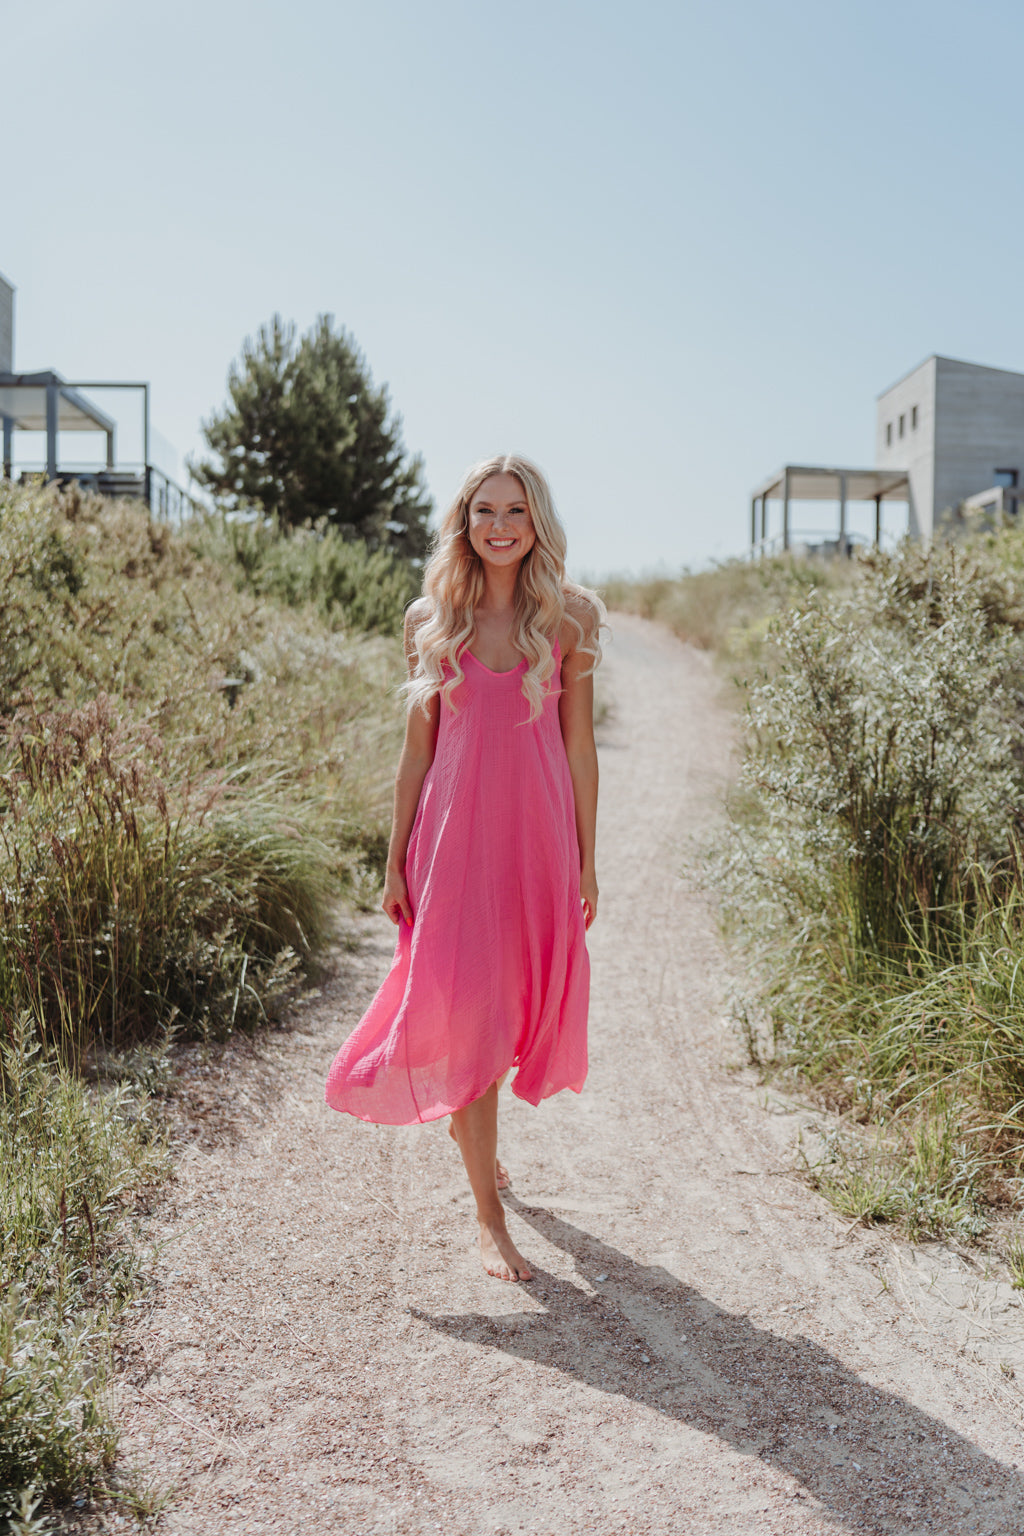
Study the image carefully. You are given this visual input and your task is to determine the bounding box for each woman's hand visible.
[382,867,414,927]
[580,868,599,930]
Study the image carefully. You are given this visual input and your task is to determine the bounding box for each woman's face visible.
[467,473,536,569]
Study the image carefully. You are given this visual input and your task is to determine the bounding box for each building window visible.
[911,405,918,429]
[899,414,905,437]
[994,469,1018,488]
[886,422,892,447]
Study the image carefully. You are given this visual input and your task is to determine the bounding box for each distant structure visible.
[751,354,1024,555]
[875,356,1024,539]
[0,271,195,518]
[0,274,12,373]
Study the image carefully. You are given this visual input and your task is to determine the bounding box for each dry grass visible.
[716,534,1024,1243]
[602,554,853,677]
[0,479,408,1522]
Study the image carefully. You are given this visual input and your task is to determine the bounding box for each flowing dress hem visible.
[323,1067,586,1127]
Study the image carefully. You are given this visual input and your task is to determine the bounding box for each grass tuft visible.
[0,1018,166,1517]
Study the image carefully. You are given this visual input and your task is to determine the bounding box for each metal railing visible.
[145,466,202,521]
[8,461,203,520]
[751,528,885,560]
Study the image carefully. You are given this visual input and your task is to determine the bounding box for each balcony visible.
[0,371,197,519]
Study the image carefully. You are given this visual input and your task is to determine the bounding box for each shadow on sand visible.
[413,1196,1022,1534]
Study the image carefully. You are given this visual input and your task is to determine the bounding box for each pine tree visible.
[194,315,432,561]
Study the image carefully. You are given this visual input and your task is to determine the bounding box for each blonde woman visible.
[325,454,604,1282]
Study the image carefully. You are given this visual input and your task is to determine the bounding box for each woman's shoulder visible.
[404,595,433,639]
[558,584,606,657]
[404,595,433,629]
[403,596,434,665]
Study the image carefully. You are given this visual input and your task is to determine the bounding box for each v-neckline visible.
[464,649,526,677]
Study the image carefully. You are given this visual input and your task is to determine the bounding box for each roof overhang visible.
[0,371,116,434]
[753,465,910,502]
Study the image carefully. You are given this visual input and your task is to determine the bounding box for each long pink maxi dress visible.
[324,640,589,1125]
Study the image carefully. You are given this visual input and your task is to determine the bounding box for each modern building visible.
[0,273,12,373]
[0,270,195,518]
[752,353,1024,554]
[876,355,1024,540]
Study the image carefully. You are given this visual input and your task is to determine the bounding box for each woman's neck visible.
[477,564,519,615]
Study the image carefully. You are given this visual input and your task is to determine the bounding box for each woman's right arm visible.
[382,605,440,927]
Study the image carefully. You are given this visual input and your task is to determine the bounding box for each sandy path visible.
[117,613,1024,1536]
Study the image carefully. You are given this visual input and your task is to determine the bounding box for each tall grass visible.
[602,553,852,671]
[781,868,1024,1241]
[0,483,406,1060]
[0,479,408,1520]
[0,695,339,1067]
[717,535,1024,1238]
[0,1019,166,1523]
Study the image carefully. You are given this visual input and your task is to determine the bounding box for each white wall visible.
[933,358,1024,522]
[0,275,12,374]
[877,354,1024,539]
[876,357,935,540]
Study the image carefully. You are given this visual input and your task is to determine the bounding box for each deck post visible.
[838,472,847,555]
[45,382,58,480]
[750,495,757,554]
[874,493,882,547]
[2,414,12,478]
[782,467,791,552]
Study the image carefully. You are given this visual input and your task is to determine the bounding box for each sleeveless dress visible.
[324,640,589,1125]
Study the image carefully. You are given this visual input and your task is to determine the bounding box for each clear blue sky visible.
[5,0,1024,575]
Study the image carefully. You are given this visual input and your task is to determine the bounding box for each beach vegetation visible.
[713,534,1024,1242]
[612,530,1024,1254]
[0,477,407,1521]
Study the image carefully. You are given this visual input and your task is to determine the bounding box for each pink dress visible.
[324,641,589,1125]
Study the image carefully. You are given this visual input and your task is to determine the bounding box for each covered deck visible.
[0,370,120,477]
[751,465,911,556]
[0,372,195,518]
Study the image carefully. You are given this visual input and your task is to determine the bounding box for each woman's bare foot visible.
[449,1119,510,1190]
[479,1218,532,1282]
[448,1087,523,1278]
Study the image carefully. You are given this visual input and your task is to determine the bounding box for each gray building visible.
[876,355,1024,540]
[752,353,1024,554]
[0,272,12,373]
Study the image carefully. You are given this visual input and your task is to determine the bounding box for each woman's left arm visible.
[559,638,599,929]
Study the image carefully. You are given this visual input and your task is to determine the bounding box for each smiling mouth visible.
[487,538,516,548]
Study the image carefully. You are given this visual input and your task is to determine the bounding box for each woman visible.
[325,454,604,1282]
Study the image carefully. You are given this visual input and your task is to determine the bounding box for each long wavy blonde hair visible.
[406,454,606,722]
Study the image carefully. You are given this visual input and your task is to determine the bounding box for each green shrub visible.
[187,511,417,635]
[0,479,408,1518]
[737,550,1021,959]
[0,1022,165,1515]
[0,477,404,883]
[718,537,1024,1230]
[0,480,406,1054]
